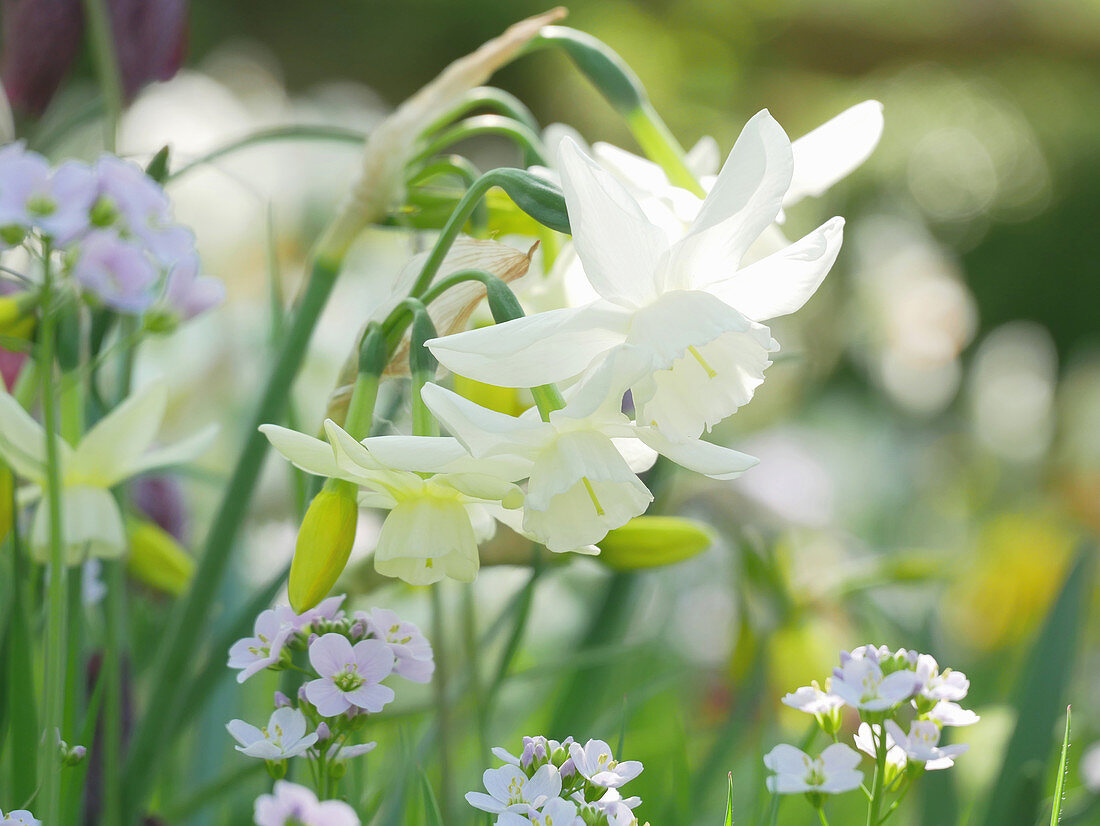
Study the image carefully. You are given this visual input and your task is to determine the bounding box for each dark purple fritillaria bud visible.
[0,0,84,116]
[107,0,189,101]
[130,473,189,542]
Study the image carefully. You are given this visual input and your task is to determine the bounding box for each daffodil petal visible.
[421,382,545,459]
[785,100,884,207]
[426,301,630,388]
[638,428,758,480]
[702,216,844,322]
[0,384,56,482]
[32,486,125,564]
[128,424,219,478]
[70,380,167,486]
[260,424,346,479]
[674,110,793,281]
[558,137,670,307]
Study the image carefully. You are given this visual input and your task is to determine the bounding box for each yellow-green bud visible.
[126,518,195,596]
[595,515,711,571]
[289,479,359,612]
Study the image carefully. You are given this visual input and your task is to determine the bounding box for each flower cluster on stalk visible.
[0,142,222,325]
[766,644,978,818]
[468,736,648,826]
[227,595,433,797]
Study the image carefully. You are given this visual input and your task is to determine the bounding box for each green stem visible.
[168,125,367,182]
[817,806,831,826]
[430,584,453,824]
[410,115,546,168]
[866,724,888,826]
[625,103,704,196]
[101,559,126,825]
[80,0,124,151]
[420,86,541,138]
[38,247,68,826]
[122,251,345,820]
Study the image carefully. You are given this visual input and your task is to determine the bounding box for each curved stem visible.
[167,125,368,182]
[420,86,541,138]
[410,114,546,168]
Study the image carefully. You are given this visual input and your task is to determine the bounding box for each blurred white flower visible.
[782,681,845,715]
[764,743,863,794]
[0,380,215,563]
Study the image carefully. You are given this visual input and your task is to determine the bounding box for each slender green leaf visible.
[418,764,445,826]
[1049,707,1071,826]
[980,545,1093,826]
[724,772,734,826]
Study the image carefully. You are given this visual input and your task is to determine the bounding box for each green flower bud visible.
[289,479,359,612]
[126,517,195,596]
[596,515,711,570]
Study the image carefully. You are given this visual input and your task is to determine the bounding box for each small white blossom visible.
[253,780,359,826]
[914,654,969,702]
[926,700,979,727]
[853,723,906,770]
[764,743,863,795]
[227,608,296,683]
[0,809,41,826]
[831,655,921,711]
[885,720,968,770]
[226,707,318,760]
[361,607,435,683]
[499,797,585,826]
[303,633,395,717]
[466,763,563,816]
[568,739,643,789]
[782,682,845,715]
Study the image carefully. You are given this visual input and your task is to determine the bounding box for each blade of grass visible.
[418,763,445,826]
[1049,707,1071,826]
[725,772,734,826]
[979,545,1093,826]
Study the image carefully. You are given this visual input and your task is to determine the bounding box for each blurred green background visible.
[23,1,1100,824]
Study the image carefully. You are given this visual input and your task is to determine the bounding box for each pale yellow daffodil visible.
[0,380,216,564]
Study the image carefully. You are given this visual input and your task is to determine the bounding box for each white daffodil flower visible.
[0,381,215,563]
[763,743,864,795]
[429,111,845,443]
[421,350,758,553]
[260,421,526,586]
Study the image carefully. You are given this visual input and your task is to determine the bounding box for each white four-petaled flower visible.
[253,780,359,826]
[227,707,318,760]
[763,743,864,795]
[568,739,643,789]
[304,633,395,718]
[465,763,563,816]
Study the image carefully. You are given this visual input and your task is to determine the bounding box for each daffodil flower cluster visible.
[0,142,222,325]
[766,644,978,821]
[264,103,884,596]
[227,595,433,794]
[467,736,647,826]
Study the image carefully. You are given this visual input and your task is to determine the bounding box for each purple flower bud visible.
[559,757,576,780]
[164,252,224,321]
[273,691,292,709]
[0,0,189,116]
[131,474,189,541]
[315,722,331,742]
